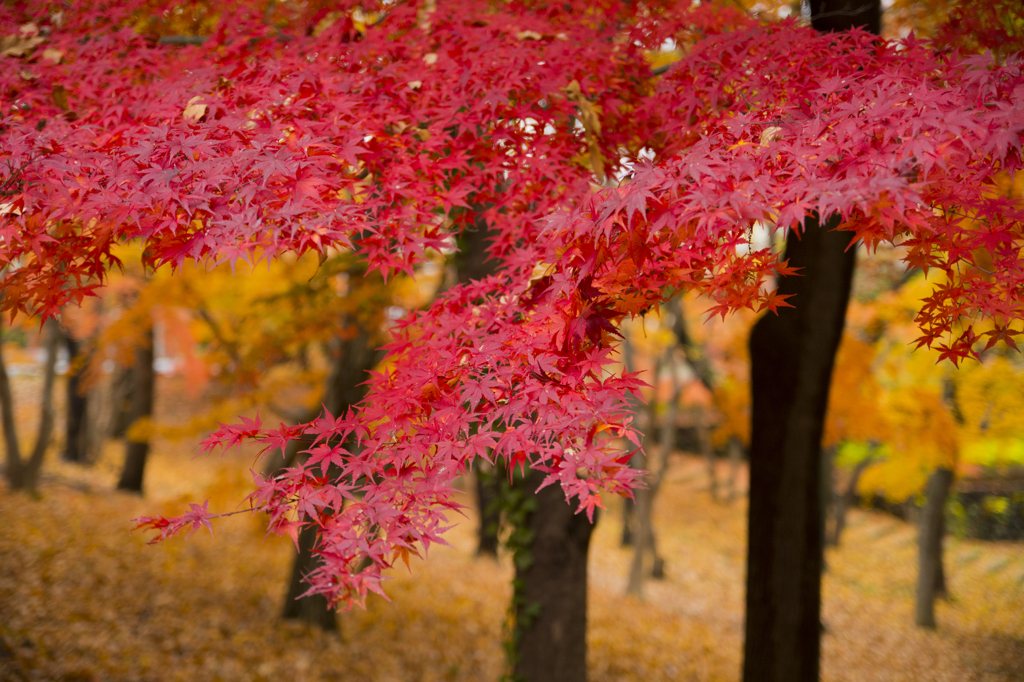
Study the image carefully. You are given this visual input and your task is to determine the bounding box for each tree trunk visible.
[20,320,60,493]
[2,319,60,493]
[620,487,636,547]
[282,523,338,631]
[513,470,594,682]
[670,296,717,502]
[742,3,878,680]
[0,322,24,488]
[743,212,858,682]
[117,325,155,494]
[450,207,596,678]
[81,373,109,465]
[475,460,501,557]
[626,477,654,597]
[62,331,90,464]
[916,466,953,628]
[829,453,874,547]
[108,362,134,439]
[726,436,744,503]
[809,0,881,33]
[618,333,640,548]
[626,349,675,596]
[455,215,505,556]
[280,329,380,631]
[650,365,676,581]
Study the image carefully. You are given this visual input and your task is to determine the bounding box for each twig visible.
[158,35,208,46]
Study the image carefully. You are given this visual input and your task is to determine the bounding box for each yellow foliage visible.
[621,313,675,360]
[956,355,1024,445]
[859,388,959,502]
[125,415,155,444]
[645,47,682,72]
[711,378,748,448]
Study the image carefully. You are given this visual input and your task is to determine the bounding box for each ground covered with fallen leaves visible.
[1,378,1022,681]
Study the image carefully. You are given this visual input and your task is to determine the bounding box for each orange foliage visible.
[824,335,889,449]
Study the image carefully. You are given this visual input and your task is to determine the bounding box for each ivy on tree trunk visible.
[512,470,594,682]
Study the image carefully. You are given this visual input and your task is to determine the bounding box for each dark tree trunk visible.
[916,467,953,628]
[282,523,338,631]
[726,436,744,503]
[620,490,636,547]
[743,213,857,682]
[809,0,881,33]
[475,461,501,557]
[108,362,134,439]
[21,321,60,493]
[742,4,878,680]
[650,373,675,581]
[62,332,90,464]
[452,207,597,677]
[934,500,948,598]
[280,328,380,631]
[455,215,505,557]
[619,333,640,548]
[117,325,155,494]
[513,470,594,682]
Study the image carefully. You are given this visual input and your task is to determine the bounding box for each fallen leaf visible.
[52,84,68,111]
[183,96,207,124]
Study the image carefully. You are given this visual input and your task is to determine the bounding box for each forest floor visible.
[1,376,1023,682]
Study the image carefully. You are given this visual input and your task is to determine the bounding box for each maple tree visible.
[2,0,1024,678]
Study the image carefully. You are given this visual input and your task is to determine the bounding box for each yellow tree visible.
[853,260,1024,627]
[156,250,432,630]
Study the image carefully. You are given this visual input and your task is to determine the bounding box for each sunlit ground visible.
[1,374,1022,681]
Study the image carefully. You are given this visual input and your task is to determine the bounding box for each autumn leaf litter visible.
[0,381,1022,681]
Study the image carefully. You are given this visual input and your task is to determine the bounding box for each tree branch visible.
[157,35,208,46]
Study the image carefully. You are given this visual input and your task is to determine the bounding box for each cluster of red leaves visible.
[2,0,1023,606]
[0,0,694,316]
[933,0,1024,60]
[133,499,213,543]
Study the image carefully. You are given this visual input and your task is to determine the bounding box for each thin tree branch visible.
[158,35,208,46]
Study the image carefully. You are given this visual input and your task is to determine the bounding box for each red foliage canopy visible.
[2,0,1022,605]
